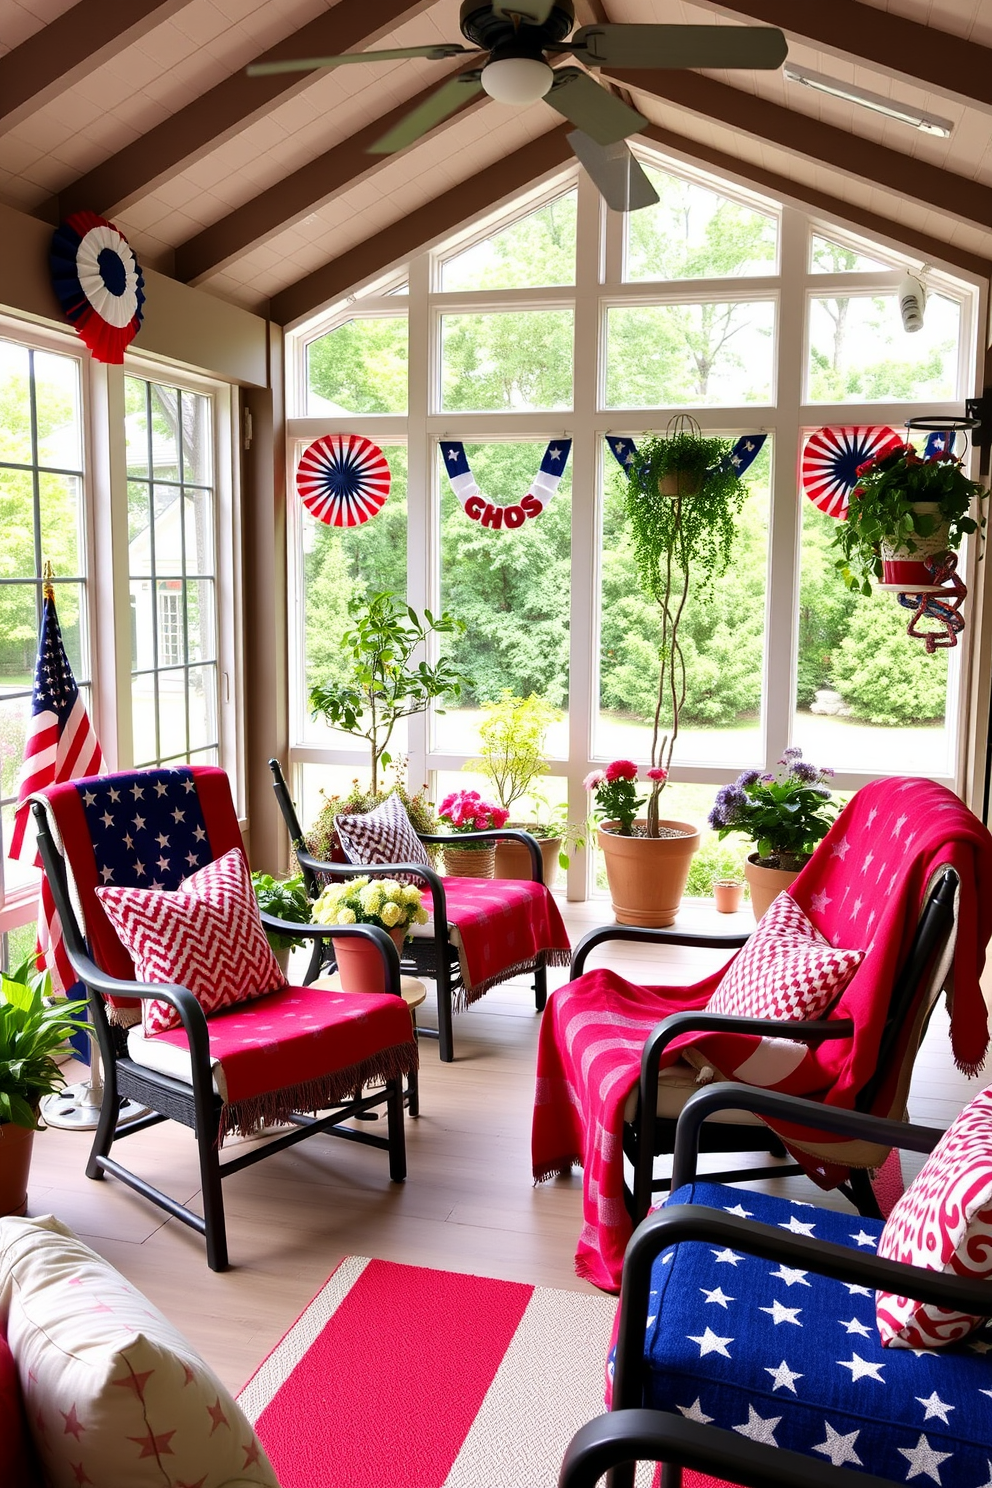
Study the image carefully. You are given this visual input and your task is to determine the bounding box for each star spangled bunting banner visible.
[8,585,105,994]
[802,425,902,519]
[606,434,767,480]
[923,430,956,459]
[441,440,571,528]
[297,434,391,526]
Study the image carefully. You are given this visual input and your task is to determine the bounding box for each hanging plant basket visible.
[878,502,953,592]
[658,468,703,498]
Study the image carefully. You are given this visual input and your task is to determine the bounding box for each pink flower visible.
[490,805,510,828]
[605,759,638,782]
[583,770,606,791]
[646,767,668,782]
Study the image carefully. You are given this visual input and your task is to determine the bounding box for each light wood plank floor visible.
[25,898,990,1396]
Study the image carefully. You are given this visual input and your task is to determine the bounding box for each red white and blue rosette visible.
[801,425,902,519]
[297,434,390,526]
[49,211,144,364]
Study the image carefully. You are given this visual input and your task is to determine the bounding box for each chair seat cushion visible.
[148,984,417,1138]
[96,849,286,1036]
[628,1181,992,1484]
[420,877,570,1002]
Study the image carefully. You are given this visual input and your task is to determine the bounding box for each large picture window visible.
[285,157,982,901]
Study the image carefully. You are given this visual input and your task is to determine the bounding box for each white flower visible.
[414,907,429,925]
[336,906,357,925]
[359,885,384,914]
[402,884,422,906]
[380,901,402,927]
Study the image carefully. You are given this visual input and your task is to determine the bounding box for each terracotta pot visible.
[332,927,406,993]
[713,879,744,914]
[0,1121,35,1218]
[494,833,561,888]
[598,819,700,927]
[879,503,953,592]
[744,853,803,922]
[442,843,496,878]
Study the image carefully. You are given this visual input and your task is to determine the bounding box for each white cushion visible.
[0,1215,278,1488]
[127,1024,228,1100]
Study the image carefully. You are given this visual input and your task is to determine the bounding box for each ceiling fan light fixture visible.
[481,56,553,105]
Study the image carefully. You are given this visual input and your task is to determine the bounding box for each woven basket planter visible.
[442,844,496,879]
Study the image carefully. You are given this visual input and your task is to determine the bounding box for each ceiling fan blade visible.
[571,24,788,72]
[369,73,485,153]
[247,45,475,77]
[546,68,647,146]
[567,131,659,213]
[492,0,555,24]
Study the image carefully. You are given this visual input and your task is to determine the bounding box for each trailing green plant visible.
[0,967,89,1129]
[309,591,470,793]
[708,748,837,871]
[466,692,557,814]
[619,424,747,834]
[833,442,987,594]
[528,793,587,871]
[250,872,311,952]
[306,777,438,864]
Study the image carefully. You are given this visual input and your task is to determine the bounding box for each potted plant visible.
[436,790,509,878]
[708,747,837,920]
[309,590,469,794]
[311,877,429,992]
[467,693,573,885]
[833,441,987,594]
[250,872,311,975]
[1,960,88,1217]
[596,421,747,924]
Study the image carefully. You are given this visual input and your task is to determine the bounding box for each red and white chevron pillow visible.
[876,1085,992,1348]
[96,849,287,1036]
[706,891,864,1022]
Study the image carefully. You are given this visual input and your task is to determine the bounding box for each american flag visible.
[8,582,105,993]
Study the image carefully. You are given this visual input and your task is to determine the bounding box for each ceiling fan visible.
[248,3,787,212]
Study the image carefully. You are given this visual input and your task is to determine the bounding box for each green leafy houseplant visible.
[708,748,837,872]
[250,872,311,951]
[620,425,747,835]
[0,963,89,1130]
[309,590,470,793]
[467,693,557,815]
[833,442,987,594]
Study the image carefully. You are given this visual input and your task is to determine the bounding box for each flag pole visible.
[33,561,145,1132]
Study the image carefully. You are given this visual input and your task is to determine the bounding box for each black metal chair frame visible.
[32,801,410,1273]
[269,758,549,1062]
[564,1081,991,1488]
[569,867,959,1225]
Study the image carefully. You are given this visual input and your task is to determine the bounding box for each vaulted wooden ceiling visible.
[2,0,991,326]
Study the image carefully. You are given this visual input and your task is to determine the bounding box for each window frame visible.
[285,151,988,902]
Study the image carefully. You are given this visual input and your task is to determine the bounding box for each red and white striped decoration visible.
[802,425,901,518]
[296,434,390,526]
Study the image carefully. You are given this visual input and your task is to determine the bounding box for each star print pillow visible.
[705,891,864,1023]
[1,1213,279,1488]
[96,849,287,1037]
[876,1084,992,1348]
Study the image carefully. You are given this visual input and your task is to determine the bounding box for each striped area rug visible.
[238,1256,624,1488]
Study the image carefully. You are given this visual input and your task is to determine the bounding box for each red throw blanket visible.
[532,778,992,1292]
[154,984,417,1139]
[422,878,571,1006]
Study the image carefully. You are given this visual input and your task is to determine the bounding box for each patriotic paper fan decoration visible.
[802,425,901,519]
[50,211,144,364]
[297,434,390,526]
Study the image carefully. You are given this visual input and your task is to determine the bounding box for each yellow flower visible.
[414,907,429,925]
[350,877,370,892]
[401,884,422,906]
[336,906,357,925]
[359,884,384,914]
[379,879,403,902]
[380,901,402,927]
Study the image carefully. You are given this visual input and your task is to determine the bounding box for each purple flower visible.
[779,746,802,763]
[738,769,761,789]
[760,773,775,783]
[791,760,820,784]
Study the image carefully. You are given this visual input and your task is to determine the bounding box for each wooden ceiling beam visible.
[269,126,574,325]
[694,0,992,114]
[605,70,992,233]
[54,0,436,219]
[175,70,488,284]
[637,123,992,281]
[0,0,188,135]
